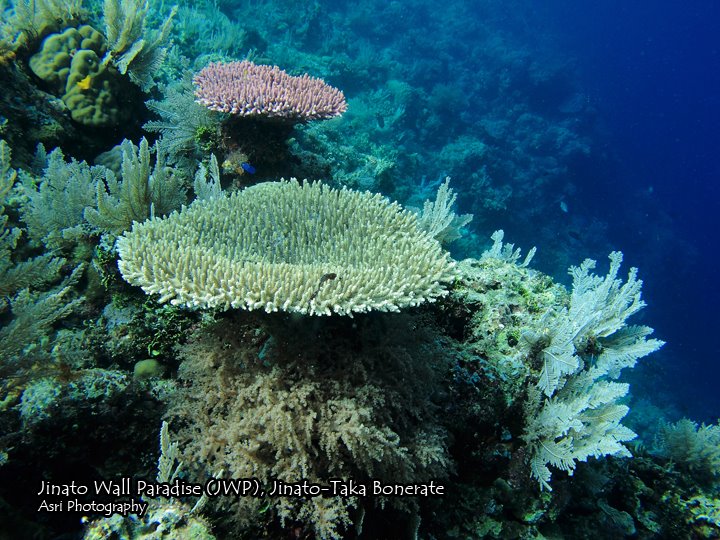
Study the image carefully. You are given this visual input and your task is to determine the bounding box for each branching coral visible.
[194,60,347,121]
[117,178,455,316]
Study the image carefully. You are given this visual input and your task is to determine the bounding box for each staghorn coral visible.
[193,60,347,121]
[117,178,455,316]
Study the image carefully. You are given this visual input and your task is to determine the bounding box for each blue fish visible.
[241,162,256,174]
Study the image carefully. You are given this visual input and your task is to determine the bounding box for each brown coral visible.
[169,313,452,539]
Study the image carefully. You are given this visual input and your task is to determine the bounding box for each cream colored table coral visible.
[117,179,455,316]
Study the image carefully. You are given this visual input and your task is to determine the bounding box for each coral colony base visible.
[0,1,716,539]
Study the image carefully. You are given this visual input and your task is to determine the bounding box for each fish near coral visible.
[76,75,92,90]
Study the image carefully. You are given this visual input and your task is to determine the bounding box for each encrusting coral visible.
[117,178,456,316]
[4,0,175,132]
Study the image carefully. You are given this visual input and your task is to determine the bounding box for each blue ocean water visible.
[359,0,720,420]
[529,1,720,421]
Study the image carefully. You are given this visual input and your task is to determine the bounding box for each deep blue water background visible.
[528,1,720,421]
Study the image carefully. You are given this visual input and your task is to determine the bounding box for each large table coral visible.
[117,179,455,316]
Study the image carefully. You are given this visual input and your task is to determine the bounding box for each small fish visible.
[241,162,256,174]
[76,75,92,90]
[559,200,568,213]
[308,273,339,303]
[318,273,337,285]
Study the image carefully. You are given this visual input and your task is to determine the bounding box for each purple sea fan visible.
[193,60,347,122]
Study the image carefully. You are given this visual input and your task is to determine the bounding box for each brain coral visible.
[117,179,455,316]
[193,60,347,121]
